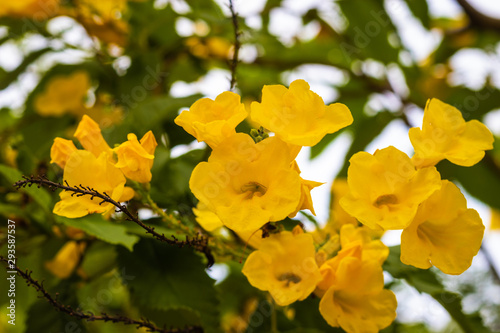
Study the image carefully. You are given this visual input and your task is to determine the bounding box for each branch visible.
[0,256,202,333]
[455,0,500,31]
[14,175,214,267]
[228,0,241,90]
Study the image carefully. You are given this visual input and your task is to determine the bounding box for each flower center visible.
[241,181,267,199]
[373,194,398,208]
[277,272,302,287]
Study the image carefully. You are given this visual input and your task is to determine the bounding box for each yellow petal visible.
[251,79,352,147]
[242,231,322,306]
[74,115,112,157]
[53,150,126,218]
[411,98,494,168]
[50,138,78,169]
[341,146,442,230]
[401,180,485,274]
[319,257,397,332]
[175,91,247,148]
[45,241,86,279]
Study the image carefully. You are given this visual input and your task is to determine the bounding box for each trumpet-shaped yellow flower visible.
[401,180,484,275]
[410,98,494,168]
[114,131,157,183]
[45,241,86,279]
[242,231,322,306]
[74,115,112,158]
[34,71,90,116]
[50,138,78,169]
[190,134,302,232]
[175,91,247,148]
[0,0,59,19]
[319,256,397,333]
[53,150,127,218]
[250,80,353,146]
[340,146,442,230]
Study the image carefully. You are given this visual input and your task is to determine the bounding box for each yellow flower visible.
[114,131,157,183]
[328,178,358,231]
[0,0,59,19]
[45,241,86,279]
[315,224,388,297]
[53,150,127,218]
[34,71,90,116]
[250,79,353,146]
[242,230,322,306]
[400,180,484,275]
[319,256,397,333]
[74,115,112,158]
[339,224,388,265]
[175,91,247,148]
[189,134,302,232]
[340,146,442,230]
[410,98,494,168]
[193,201,224,232]
[50,138,78,169]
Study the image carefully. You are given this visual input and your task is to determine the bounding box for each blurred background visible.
[0,0,499,332]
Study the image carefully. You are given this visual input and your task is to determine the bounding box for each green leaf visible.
[117,238,220,332]
[384,246,491,333]
[338,1,399,63]
[56,215,139,251]
[403,0,430,29]
[0,164,52,212]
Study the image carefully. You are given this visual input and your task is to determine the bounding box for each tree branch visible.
[228,0,241,90]
[14,175,214,267]
[0,256,202,333]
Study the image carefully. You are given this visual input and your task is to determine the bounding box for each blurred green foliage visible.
[0,0,499,332]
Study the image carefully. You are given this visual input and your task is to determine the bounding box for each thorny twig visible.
[0,256,203,333]
[14,175,214,267]
[228,0,241,90]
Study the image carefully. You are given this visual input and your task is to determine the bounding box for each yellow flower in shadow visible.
[34,71,90,117]
[340,146,442,230]
[175,91,247,148]
[45,241,86,279]
[114,131,157,183]
[251,79,352,146]
[401,180,484,275]
[189,134,302,233]
[410,98,494,168]
[242,230,322,306]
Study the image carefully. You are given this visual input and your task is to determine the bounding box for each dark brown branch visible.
[0,256,202,333]
[228,0,241,90]
[14,175,214,267]
[455,0,500,31]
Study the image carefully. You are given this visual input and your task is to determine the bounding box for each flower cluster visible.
[340,98,492,275]
[176,80,352,233]
[176,82,494,332]
[50,115,157,218]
